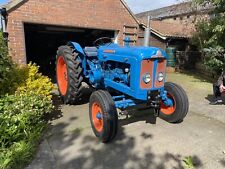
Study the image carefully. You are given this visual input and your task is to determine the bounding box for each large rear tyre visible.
[89,90,118,143]
[160,82,189,123]
[56,45,84,104]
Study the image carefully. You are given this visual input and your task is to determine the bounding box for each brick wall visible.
[7,0,138,64]
[160,13,210,25]
[138,29,166,49]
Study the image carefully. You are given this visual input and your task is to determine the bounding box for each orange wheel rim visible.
[57,56,68,95]
[92,102,103,132]
[161,93,176,115]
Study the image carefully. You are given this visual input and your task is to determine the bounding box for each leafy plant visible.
[191,0,225,74]
[0,92,53,169]
[183,156,195,169]
[0,61,54,169]
[17,63,54,100]
[0,32,29,96]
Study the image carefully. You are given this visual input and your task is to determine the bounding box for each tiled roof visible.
[136,2,213,19]
[140,20,195,39]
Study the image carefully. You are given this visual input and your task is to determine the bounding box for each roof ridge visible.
[136,1,191,16]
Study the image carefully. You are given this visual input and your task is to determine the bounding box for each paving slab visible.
[26,72,225,169]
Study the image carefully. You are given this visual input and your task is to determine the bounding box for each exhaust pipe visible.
[144,16,151,47]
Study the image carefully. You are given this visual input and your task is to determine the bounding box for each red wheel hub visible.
[92,102,103,132]
[160,93,176,115]
[57,56,68,95]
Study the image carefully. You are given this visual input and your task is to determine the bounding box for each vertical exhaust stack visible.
[144,16,151,47]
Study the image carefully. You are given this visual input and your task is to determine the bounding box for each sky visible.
[0,0,8,6]
[0,0,184,14]
[124,0,184,14]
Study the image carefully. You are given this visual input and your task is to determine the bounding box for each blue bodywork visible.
[69,41,173,109]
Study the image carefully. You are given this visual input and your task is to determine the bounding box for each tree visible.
[192,0,225,74]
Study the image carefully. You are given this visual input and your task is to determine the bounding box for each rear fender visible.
[68,41,85,56]
[68,41,87,76]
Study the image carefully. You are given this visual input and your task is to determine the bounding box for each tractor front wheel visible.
[56,45,84,104]
[160,82,189,123]
[89,90,118,143]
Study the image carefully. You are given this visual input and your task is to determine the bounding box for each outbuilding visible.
[2,0,139,77]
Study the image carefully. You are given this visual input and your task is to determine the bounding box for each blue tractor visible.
[56,37,189,143]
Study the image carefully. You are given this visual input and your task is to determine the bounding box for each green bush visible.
[17,63,54,100]
[0,64,54,168]
[0,93,52,169]
[191,0,225,74]
[0,50,54,169]
[0,30,54,169]
[0,32,28,96]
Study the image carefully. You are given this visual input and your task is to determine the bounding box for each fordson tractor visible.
[56,37,189,143]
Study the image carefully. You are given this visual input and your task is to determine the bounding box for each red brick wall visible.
[7,0,138,64]
[149,34,166,49]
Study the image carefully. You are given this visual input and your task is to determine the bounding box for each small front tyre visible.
[160,82,189,123]
[89,90,118,143]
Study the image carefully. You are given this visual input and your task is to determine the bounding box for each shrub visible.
[0,63,54,169]
[0,93,52,169]
[17,63,54,100]
[191,0,225,74]
[0,32,28,96]
[0,30,54,169]
[0,32,13,96]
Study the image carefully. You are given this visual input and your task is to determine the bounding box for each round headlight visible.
[158,72,164,82]
[143,73,151,84]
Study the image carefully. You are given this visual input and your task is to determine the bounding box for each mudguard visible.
[68,41,85,56]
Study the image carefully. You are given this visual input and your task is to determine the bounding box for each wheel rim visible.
[57,56,68,95]
[92,102,103,132]
[161,93,176,115]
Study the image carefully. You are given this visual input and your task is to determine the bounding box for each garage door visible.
[24,23,116,80]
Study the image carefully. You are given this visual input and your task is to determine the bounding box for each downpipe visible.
[0,8,8,39]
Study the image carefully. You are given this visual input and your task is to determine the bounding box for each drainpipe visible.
[144,16,151,47]
[0,8,8,39]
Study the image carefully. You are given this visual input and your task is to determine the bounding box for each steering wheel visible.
[93,37,113,47]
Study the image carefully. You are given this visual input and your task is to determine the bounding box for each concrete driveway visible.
[26,72,225,169]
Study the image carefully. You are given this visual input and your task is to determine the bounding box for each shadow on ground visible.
[44,91,203,169]
[45,94,64,122]
[220,159,225,167]
[205,94,215,102]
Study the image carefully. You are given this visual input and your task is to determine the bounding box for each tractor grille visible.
[140,60,154,89]
[140,59,166,89]
[154,59,166,88]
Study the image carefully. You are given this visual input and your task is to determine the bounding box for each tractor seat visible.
[84,47,98,57]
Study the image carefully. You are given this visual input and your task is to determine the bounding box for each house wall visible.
[6,0,138,64]
[160,13,210,25]
[149,34,166,49]
[138,27,167,49]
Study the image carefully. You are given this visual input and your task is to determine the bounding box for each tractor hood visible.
[99,44,167,60]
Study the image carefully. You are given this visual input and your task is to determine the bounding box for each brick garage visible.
[4,0,138,77]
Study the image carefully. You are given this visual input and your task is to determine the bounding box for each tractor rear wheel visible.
[89,90,118,143]
[56,45,83,104]
[160,82,189,123]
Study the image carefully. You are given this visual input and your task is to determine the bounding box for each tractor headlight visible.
[143,73,151,84]
[158,72,164,82]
